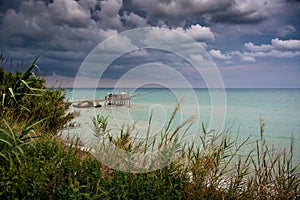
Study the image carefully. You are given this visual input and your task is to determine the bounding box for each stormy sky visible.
[0,0,299,88]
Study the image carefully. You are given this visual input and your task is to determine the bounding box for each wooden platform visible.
[72,92,131,108]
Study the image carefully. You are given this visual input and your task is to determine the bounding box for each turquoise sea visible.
[65,88,300,163]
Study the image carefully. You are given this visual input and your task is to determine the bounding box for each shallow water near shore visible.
[63,88,300,163]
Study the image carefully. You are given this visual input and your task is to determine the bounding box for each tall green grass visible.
[89,109,299,199]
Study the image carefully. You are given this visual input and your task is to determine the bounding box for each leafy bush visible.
[0,54,76,134]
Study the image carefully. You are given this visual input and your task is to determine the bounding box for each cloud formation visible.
[271,38,300,50]
[278,25,297,37]
[0,0,299,87]
[246,39,300,57]
[208,2,267,24]
[96,0,123,29]
[49,0,91,28]
[245,38,300,53]
[244,42,272,52]
[211,38,300,63]
[122,12,148,27]
[131,0,266,26]
[175,25,215,41]
[209,49,230,60]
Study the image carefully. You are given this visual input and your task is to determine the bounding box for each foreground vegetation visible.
[0,55,299,199]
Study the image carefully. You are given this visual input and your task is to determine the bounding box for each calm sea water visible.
[65,88,300,162]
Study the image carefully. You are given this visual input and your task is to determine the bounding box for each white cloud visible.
[271,38,300,50]
[96,0,123,29]
[252,50,300,58]
[209,49,230,60]
[49,0,91,28]
[122,12,148,27]
[239,38,300,62]
[141,27,208,61]
[142,27,191,48]
[124,49,149,58]
[97,35,137,53]
[241,56,256,62]
[236,49,300,61]
[244,42,271,52]
[190,54,204,63]
[175,24,215,41]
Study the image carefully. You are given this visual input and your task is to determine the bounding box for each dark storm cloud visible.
[208,5,267,24]
[0,0,53,17]
[0,0,299,87]
[0,0,214,78]
[0,0,118,77]
[285,0,300,3]
[130,0,266,26]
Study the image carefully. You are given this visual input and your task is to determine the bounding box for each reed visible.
[89,108,299,199]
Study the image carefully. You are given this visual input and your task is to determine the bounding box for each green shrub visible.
[0,54,76,134]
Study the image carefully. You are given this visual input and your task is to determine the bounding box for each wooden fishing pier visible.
[72,92,131,108]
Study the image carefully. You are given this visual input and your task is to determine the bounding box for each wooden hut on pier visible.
[105,92,131,107]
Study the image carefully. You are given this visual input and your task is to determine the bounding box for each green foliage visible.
[0,135,103,199]
[1,114,299,199]
[92,115,110,137]
[0,119,35,170]
[0,54,76,134]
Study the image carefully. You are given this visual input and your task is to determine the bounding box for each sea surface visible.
[64,88,300,163]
